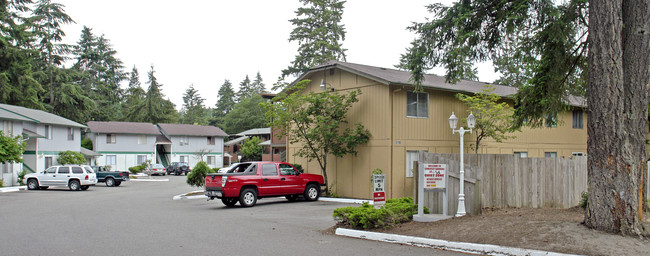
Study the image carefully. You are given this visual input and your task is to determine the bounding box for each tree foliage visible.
[0,131,26,164]
[399,0,588,127]
[222,94,266,135]
[212,79,235,127]
[141,65,178,124]
[240,136,262,161]
[57,150,85,165]
[281,0,347,80]
[402,0,648,236]
[180,84,208,125]
[261,80,371,192]
[455,85,518,154]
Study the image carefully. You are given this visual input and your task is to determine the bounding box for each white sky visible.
[57,0,499,109]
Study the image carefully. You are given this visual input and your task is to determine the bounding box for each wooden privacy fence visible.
[416,153,588,216]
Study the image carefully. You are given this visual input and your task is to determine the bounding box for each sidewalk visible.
[0,186,25,193]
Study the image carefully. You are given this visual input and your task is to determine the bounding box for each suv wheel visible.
[27,179,39,190]
[239,188,258,207]
[69,180,81,191]
[304,184,320,201]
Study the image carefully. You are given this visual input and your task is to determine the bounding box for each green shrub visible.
[128,162,147,174]
[81,138,93,150]
[186,161,215,187]
[17,170,27,186]
[57,151,86,165]
[0,179,3,187]
[333,197,428,229]
[580,191,589,209]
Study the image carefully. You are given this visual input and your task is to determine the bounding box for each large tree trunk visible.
[585,0,648,236]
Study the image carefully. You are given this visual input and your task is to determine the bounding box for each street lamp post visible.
[448,112,475,217]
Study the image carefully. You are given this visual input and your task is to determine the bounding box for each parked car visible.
[145,164,167,176]
[204,161,325,207]
[24,165,97,191]
[167,162,191,176]
[90,166,130,187]
[217,163,239,173]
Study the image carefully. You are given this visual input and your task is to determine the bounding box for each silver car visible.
[24,165,97,191]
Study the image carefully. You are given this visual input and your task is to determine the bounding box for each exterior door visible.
[39,167,58,186]
[55,166,71,186]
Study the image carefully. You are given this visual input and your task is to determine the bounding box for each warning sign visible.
[423,164,446,189]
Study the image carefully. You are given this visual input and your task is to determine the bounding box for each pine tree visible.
[235,75,253,101]
[122,66,146,122]
[143,65,178,124]
[251,71,266,93]
[180,84,207,125]
[281,0,347,80]
[212,79,235,127]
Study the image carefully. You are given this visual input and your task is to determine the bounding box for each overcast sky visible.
[57,0,499,109]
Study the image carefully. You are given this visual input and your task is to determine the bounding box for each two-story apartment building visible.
[86,121,227,171]
[0,104,86,186]
[286,61,590,200]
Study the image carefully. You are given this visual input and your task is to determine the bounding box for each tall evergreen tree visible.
[281,0,347,80]
[251,71,266,93]
[31,0,74,105]
[235,75,253,101]
[212,79,235,127]
[180,84,207,125]
[401,0,648,236]
[142,65,178,124]
[122,66,146,121]
[0,0,45,110]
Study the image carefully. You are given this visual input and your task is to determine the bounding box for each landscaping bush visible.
[580,191,589,209]
[333,197,428,229]
[57,150,86,165]
[17,170,27,186]
[128,162,147,174]
[186,161,215,187]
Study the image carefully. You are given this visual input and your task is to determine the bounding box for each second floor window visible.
[572,110,584,129]
[180,136,189,146]
[207,136,215,145]
[67,127,74,141]
[138,135,147,145]
[407,91,429,118]
[45,125,52,139]
[106,134,116,144]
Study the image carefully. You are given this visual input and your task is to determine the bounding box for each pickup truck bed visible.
[204,162,325,207]
[91,166,129,187]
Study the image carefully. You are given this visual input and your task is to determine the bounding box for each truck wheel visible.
[69,180,81,191]
[221,198,238,207]
[304,184,320,201]
[81,186,89,191]
[239,188,257,207]
[114,181,121,187]
[105,177,115,187]
[285,195,298,202]
[27,179,39,190]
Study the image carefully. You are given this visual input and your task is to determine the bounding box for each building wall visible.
[92,133,156,171]
[168,136,224,169]
[288,68,591,200]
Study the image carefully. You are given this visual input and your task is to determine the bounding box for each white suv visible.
[24,165,97,191]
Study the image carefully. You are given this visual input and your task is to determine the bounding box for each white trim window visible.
[180,155,189,163]
[67,127,74,141]
[514,152,528,158]
[44,125,52,139]
[407,91,429,118]
[544,152,558,158]
[106,155,117,165]
[137,155,147,165]
[138,135,147,145]
[207,136,215,145]
[207,156,215,165]
[106,134,116,144]
[180,136,189,146]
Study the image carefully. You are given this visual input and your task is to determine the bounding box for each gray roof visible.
[298,61,586,108]
[236,128,271,137]
[86,121,160,135]
[80,147,102,157]
[0,103,86,128]
[157,123,228,137]
[224,136,248,146]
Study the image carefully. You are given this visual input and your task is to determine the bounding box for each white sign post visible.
[417,163,448,217]
[373,174,386,209]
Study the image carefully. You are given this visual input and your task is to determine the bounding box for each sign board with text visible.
[423,164,447,189]
[373,174,386,208]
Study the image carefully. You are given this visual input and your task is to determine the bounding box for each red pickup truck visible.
[204,161,325,207]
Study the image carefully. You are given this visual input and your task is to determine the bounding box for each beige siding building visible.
[287,61,590,200]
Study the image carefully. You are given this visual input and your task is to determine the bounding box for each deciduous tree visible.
[262,80,371,194]
[240,136,262,161]
[0,131,26,164]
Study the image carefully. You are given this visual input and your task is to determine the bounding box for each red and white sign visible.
[373,174,386,208]
[423,164,446,189]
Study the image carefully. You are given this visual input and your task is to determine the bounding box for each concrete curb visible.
[0,186,25,193]
[130,178,169,182]
[335,228,581,256]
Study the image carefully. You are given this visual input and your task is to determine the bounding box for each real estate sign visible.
[423,164,447,189]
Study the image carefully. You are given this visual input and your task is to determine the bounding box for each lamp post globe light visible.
[448,112,475,217]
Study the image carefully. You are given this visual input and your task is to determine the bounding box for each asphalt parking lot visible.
[0,175,464,256]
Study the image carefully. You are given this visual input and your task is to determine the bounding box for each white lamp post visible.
[448,111,475,217]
